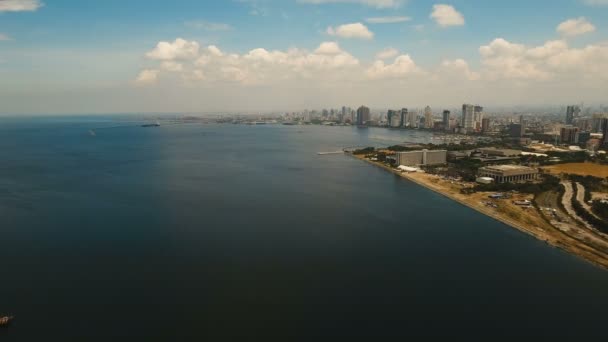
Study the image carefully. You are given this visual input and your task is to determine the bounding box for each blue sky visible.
[0,0,607,113]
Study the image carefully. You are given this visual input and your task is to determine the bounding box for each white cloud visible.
[135,69,160,85]
[0,0,42,12]
[365,16,411,24]
[136,35,608,99]
[367,55,421,79]
[184,41,361,85]
[315,41,343,55]
[327,23,374,39]
[184,21,233,31]
[437,59,480,81]
[376,48,399,60]
[0,33,11,41]
[479,38,608,81]
[298,0,403,8]
[145,38,200,60]
[430,4,465,27]
[557,17,595,37]
[160,61,184,72]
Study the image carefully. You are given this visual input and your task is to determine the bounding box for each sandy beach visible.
[352,154,608,270]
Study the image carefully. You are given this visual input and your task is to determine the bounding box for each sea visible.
[1,116,607,340]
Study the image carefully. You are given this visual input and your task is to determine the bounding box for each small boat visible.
[0,316,14,327]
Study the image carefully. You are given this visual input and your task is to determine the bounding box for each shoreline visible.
[349,153,608,270]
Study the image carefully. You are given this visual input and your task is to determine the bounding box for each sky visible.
[0,0,607,114]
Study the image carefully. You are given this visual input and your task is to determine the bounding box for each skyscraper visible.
[601,118,608,146]
[566,105,580,125]
[401,108,408,128]
[442,110,450,130]
[407,110,417,128]
[482,118,490,133]
[462,104,475,132]
[474,106,484,131]
[560,126,579,144]
[509,123,524,138]
[424,106,433,129]
[357,106,370,126]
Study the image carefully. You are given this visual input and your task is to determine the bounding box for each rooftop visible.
[482,165,535,171]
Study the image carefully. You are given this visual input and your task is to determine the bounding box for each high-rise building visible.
[356,106,370,126]
[474,106,484,131]
[388,110,400,127]
[481,118,490,133]
[560,126,579,144]
[442,110,450,130]
[401,108,408,128]
[601,118,608,146]
[407,110,417,128]
[424,106,433,129]
[566,105,580,125]
[462,104,475,132]
[509,123,524,138]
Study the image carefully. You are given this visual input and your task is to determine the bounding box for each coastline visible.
[349,153,608,270]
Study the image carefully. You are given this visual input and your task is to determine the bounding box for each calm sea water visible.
[1,116,607,340]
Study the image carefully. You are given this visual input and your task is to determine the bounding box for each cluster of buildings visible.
[277,102,608,153]
[384,147,540,185]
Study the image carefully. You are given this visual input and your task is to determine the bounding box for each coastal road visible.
[560,182,608,252]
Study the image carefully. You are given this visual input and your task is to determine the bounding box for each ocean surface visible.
[1,116,608,340]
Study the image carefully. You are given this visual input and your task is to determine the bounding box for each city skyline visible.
[0,0,607,114]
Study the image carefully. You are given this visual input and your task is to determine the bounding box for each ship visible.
[0,316,14,327]
[141,121,161,128]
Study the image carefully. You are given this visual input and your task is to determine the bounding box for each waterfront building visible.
[401,108,408,128]
[407,110,417,128]
[478,165,539,183]
[560,126,579,144]
[442,110,450,130]
[357,106,370,126]
[424,106,433,129]
[396,150,447,167]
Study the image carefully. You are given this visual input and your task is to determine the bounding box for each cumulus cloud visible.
[479,38,608,81]
[145,38,200,60]
[136,35,608,95]
[0,33,11,41]
[327,23,374,39]
[0,0,42,12]
[315,41,343,55]
[375,48,399,60]
[184,41,361,85]
[365,16,411,24]
[135,69,160,85]
[298,0,403,8]
[430,4,465,27]
[437,59,480,81]
[557,17,595,37]
[367,55,421,79]
[160,61,184,72]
